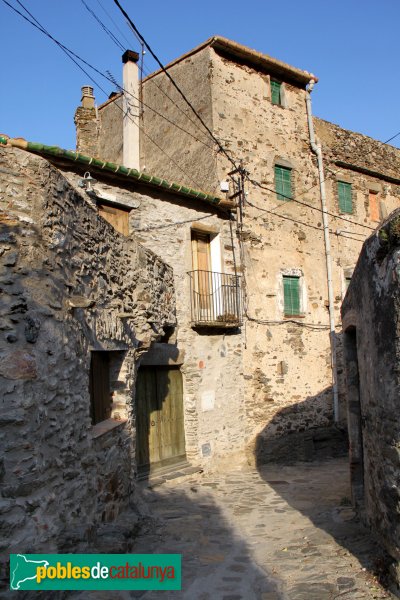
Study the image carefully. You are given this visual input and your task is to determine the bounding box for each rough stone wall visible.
[59,167,246,465]
[342,211,400,581]
[74,106,99,157]
[137,45,400,463]
[316,117,400,423]
[141,46,219,192]
[315,117,400,182]
[98,95,123,164]
[208,49,341,453]
[0,146,175,556]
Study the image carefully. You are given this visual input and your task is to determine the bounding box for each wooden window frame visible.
[271,80,282,105]
[338,181,353,214]
[275,165,292,201]
[89,351,112,425]
[283,275,302,317]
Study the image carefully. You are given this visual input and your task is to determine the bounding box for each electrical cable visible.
[112,0,241,173]
[140,64,216,148]
[79,0,214,151]
[80,0,125,52]
[6,0,390,237]
[3,0,208,190]
[247,177,376,231]
[246,199,324,232]
[136,214,217,232]
[94,0,132,47]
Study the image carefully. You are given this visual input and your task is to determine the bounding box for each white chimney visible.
[122,50,140,170]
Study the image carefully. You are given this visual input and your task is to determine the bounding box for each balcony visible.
[188,270,242,328]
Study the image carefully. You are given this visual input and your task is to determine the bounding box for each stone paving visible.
[127,457,395,600]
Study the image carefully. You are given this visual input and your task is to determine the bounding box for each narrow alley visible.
[71,457,395,600]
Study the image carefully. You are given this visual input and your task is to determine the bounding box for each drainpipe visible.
[306,80,339,424]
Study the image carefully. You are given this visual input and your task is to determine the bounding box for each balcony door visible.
[191,231,211,313]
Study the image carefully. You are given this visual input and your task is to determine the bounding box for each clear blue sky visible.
[1,0,399,150]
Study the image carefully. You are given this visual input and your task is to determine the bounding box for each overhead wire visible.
[112,0,241,173]
[7,0,391,237]
[111,0,387,236]
[246,200,365,243]
[246,178,376,232]
[3,0,208,190]
[94,0,132,47]
[80,0,125,52]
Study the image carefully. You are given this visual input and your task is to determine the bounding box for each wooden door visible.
[191,231,211,313]
[98,203,130,236]
[90,352,111,425]
[136,367,186,472]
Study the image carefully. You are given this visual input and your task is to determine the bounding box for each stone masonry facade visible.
[93,37,400,462]
[0,145,175,557]
[342,209,400,583]
[58,165,245,468]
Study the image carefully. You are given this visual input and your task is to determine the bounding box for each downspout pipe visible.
[306,80,339,424]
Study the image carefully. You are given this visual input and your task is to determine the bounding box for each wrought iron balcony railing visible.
[188,270,242,328]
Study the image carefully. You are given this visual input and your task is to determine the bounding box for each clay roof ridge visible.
[143,35,318,86]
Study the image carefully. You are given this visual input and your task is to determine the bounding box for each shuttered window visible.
[338,181,353,214]
[275,165,292,201]
[271,80,282,105]
[90,352,111,425]
[369,191,380,222]
[283,276,301,316]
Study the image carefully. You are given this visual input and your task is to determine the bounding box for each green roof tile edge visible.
[3,137,228,209]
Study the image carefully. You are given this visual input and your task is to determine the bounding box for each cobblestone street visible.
[124,457,394,600]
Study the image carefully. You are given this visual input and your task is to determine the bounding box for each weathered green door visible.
[136,367,186,473]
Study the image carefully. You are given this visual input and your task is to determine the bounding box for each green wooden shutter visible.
[271,80,281,105]
[338,181,353,213]
[283,276,300,315]
[275,165,292,200]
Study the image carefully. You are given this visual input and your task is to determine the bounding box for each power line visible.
[141,64,216,149]
[247,177,376,232]
[246,199,365,243]
[8,0,394,235]
[4,0,207,190]
[112,0,241,173]
[246,199,324,232]
[245,314,330,330]
[94,0,132,47]
[109,4,382,234]
[80,0,125,52]
[9,0,109,96]
[136,214,217,232]
[11,0,216,157]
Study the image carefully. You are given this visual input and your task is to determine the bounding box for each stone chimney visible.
[122,50,140,170]
[74,86,99,156]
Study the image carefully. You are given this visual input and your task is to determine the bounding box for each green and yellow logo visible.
[10,554,181,591]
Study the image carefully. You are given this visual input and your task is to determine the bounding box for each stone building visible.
[342,210,400,584]
[0,132,246,557]
[0,138,178,555]
[79,36,400,462]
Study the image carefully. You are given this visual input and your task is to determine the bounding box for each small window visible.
[338,181,353,214]
[345,276,352,291]
[90,351,112,425]
[271,80,282,105]
[369,191,380,222]
[283,275,301,316]
[275,165,292,201]
[98,202,130,236]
